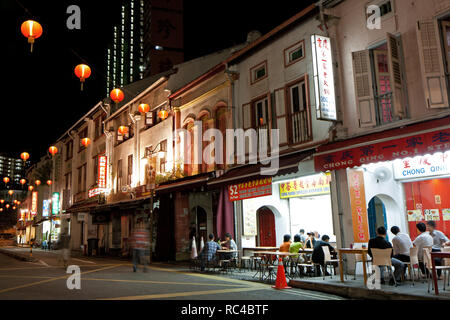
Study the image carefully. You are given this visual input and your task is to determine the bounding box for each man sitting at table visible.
[312,235,335,276]
[279,234,291,252]
[219,233,238,260]
[368,226,405,285]
[198,233,221,271]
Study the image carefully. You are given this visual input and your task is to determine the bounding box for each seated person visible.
[413,222,433,276]
[198,233,221,271]
[312,235,335,276]
[279,234,291,252]
[390,226,412,262]
[368,226,405,285]
[305,232,316,249]
[289,234,304,258]
[427,221,450,279]
[219,232,238,260]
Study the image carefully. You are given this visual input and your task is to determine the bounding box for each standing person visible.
[279,234,291,252]
[59,231,71,268]
[198,233,221,271]
[129,227,150,272]
[426,221,450,279]
[299,229,306,243]
[312,235,335,276]
[390,226,413,262]
[368,226,405,285]
[413,222,434,276]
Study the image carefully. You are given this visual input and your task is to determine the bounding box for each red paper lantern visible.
[12,206,16,210]
[20,20,43,52]
[74,64,91,90]
[20,152,30,162]
[138,103,150,114]
[8,190,14,195]
[0,200,4,204]
[28,186,34,191]
[49,146,58,156]
[5,204,10,209]
[118,126,129,135]
[3,177,9,184]
[17,201,21,205]
[110,88,124,104]
[47,180,52,186]
[81,137,91,147]
[35,180,41,186]
[0,208,3,212]
[158,110,169,120]
[20,179,26,185]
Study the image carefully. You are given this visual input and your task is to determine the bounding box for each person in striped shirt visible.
[129,228,151,272]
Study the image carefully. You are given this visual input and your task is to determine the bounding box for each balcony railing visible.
[291,110,310,144]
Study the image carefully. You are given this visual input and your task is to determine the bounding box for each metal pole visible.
[148,189,154,264]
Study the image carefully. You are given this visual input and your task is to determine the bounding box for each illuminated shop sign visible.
[311,34,337,121]
[393,151,450,180]
[98,155,107,188]
[42,199,50,217]
[52,192,60,215]
[279,173,331,198]
[228,178,272,201]
[31,191,38,216]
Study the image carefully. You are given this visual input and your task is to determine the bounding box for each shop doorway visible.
[193,206,208,248]
[368,196,388,240]
[257,207,276,247]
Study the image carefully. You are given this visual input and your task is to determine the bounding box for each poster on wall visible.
[442,209,450,221]
[279,173,331,198]
[347,169,370,243]
[407,209,423,222]
[242,202,257,236]
[424,209,440,221]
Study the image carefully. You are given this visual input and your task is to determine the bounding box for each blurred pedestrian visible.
[59,230,71,268]
[129,227,150,272]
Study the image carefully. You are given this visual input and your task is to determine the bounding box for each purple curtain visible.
[216,187,235,240]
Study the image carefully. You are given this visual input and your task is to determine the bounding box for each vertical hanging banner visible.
[31,191,38,216]
[348,169,369,243]
[98,155,107,188]
[52,192,60,215]
[311,34,337,121]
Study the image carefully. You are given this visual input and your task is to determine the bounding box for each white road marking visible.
[39,260,49,267]
[71,258,95,264]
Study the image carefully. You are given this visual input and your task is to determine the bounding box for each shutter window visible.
[242,103,252,130]
[386,33,406,118]
[352,50,376,127]
[416,20,449,108]
[274,88,288,145]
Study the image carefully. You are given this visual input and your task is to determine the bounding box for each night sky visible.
[2,0,315,162]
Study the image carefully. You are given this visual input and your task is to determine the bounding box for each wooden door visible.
[258,208,276,247]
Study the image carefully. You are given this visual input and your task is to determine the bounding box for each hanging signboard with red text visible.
[392,151,450,180]
[348,169,370,243]
[228,178,272,202]
[98,155,107,188]
[311,34,337,121]
[314,128,450,172]
[279,173,331,198]
[31,191,38,216]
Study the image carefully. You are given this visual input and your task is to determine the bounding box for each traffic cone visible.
[200,236,205,252]
[272,257,291,289]
[191,236,198,259]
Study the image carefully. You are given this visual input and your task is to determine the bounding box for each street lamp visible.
[144,142,166,264]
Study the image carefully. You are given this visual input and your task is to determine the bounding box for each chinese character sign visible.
[98,155,107,188]
[42,199,50,217]
[279,173,331,198]
[228,178,272,201]
[311,34,337,121]
[31,191,38,216]
[393,151,450,180]
[52,192,60,215]
[348,169,370,243]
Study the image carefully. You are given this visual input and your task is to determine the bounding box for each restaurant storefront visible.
[314,117,450,252]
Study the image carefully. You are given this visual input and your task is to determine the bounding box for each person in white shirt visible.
[390,226,413,262]
[426,221,450,279]
[412,222,433,276]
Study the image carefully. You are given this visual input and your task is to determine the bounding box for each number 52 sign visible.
[228,178,272,201]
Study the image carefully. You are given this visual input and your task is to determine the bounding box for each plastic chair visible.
[353,243,372,280]
[403,246,421,285]
[321,246,339,279]
[443,247,450,288]
[423,247,450,292]
[371,248,397,286]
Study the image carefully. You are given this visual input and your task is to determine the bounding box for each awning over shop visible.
[314,116,450,172]
[90,198,148,214]
[207,149,314,188]
[65,200,100,213]
[156,172,213,194]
